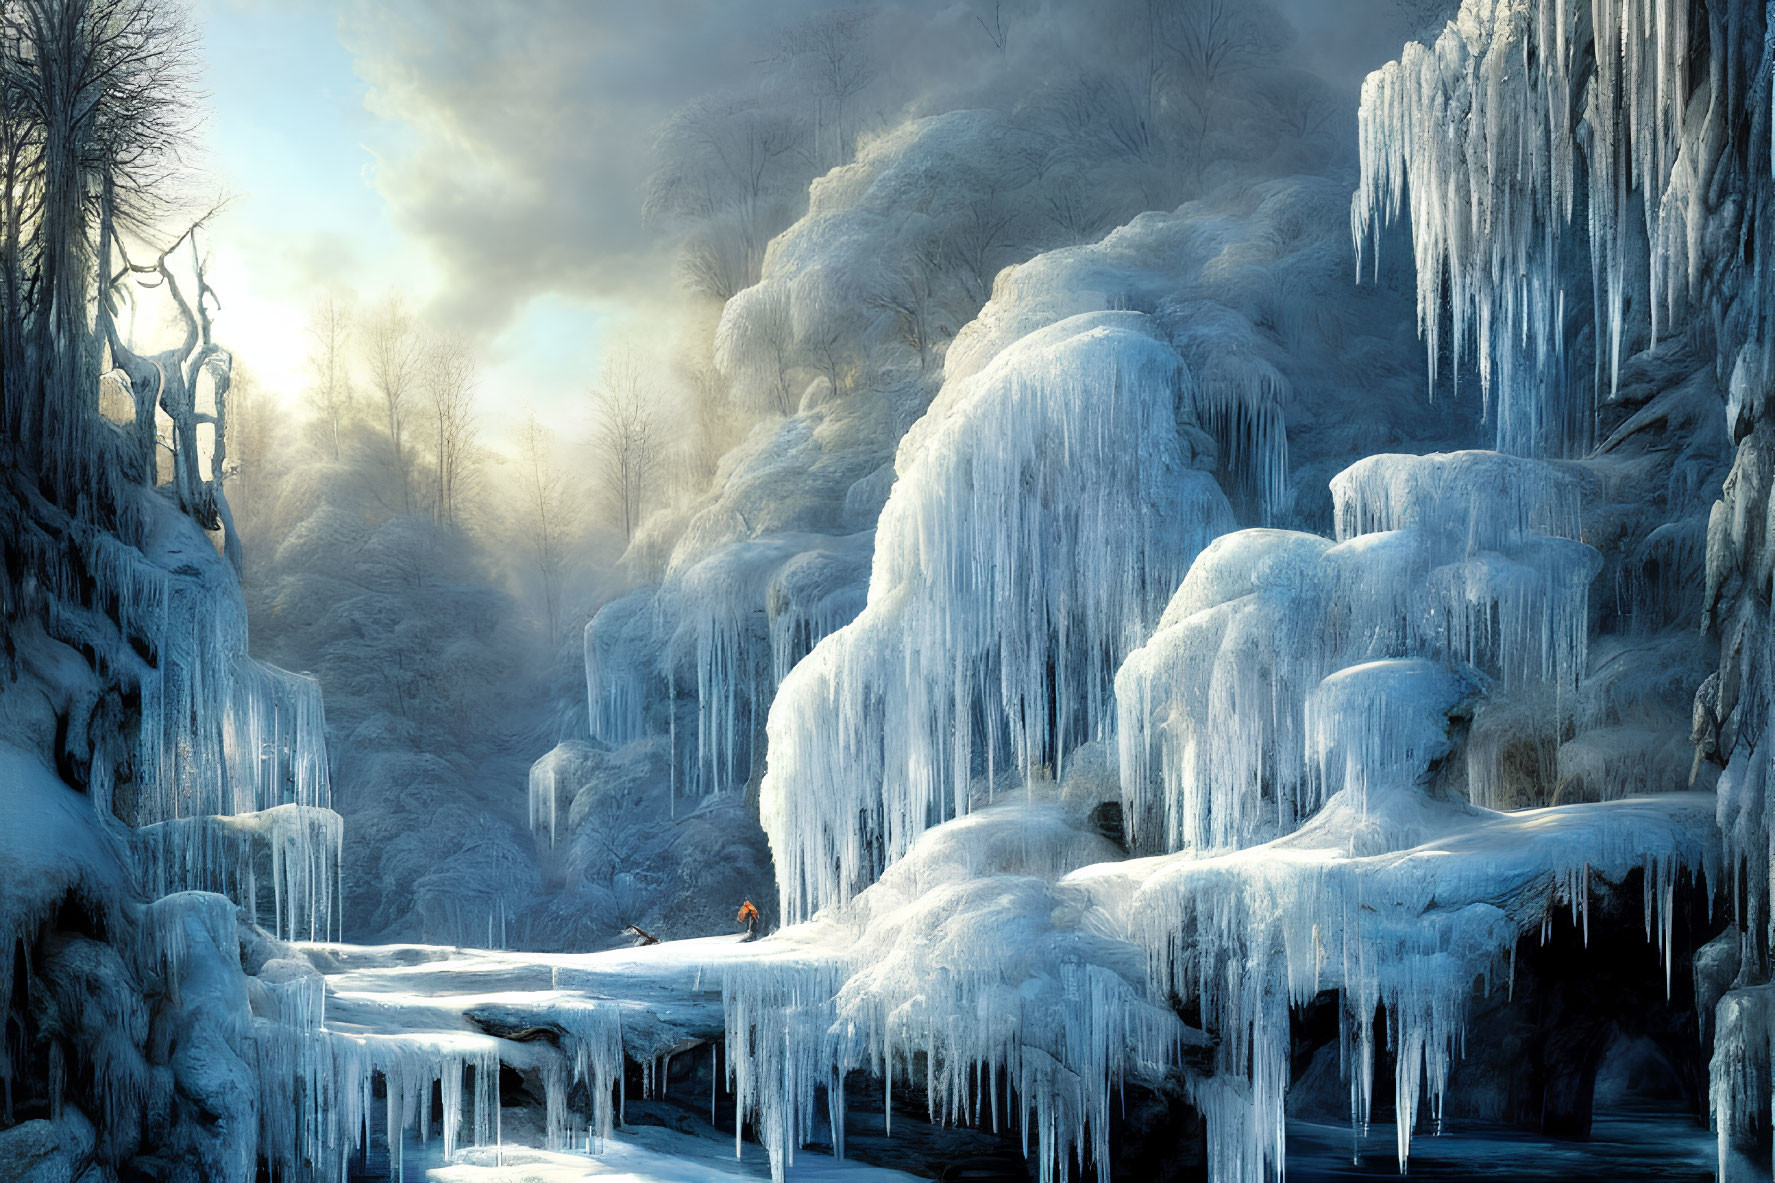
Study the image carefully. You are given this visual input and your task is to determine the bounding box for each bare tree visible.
[1260,68,1337,141]
[516,410,573,643]
[424,333,477,528]
[1157,0,1292,174]
[307,296,353,460]
[1047,70,1154,164]
[943,177,1032,301]
[223,359,271,519]
[364,297,419,512]
[101,228,229,522]
[800,321,859,401]
[590,350,662,541]
[680,358,735,494]
[714,284,798,415]
[645,96,808,299]
[2,0,198,485]
[1041,175,1116,245]
[870,252,945,370]
[975,0,1007,54]
[782,8,876,168]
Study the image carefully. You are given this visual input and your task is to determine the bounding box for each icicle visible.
[762,313,1234,920]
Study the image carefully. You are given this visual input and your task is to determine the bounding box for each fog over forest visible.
[1,0,1772,1180]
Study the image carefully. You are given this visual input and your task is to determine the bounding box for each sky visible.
[188,0,749,441]
[184,0,1439,447]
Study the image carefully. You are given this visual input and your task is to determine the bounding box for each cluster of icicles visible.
[252,981,625,1182]
[1352,0,1714,457]
[1351,4,1775,1179]
[717,448,1716,1183]
[1116,449,1596,852]
[98,531,344,944]
[760,313,1238,923]
[575,531,871,809]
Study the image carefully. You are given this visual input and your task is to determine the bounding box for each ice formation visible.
[1132,791,1714,1181]
[571,529,873,812]
[136,805,342,942]
[1352,1,1775,1175]
[1354,0,1708,454]
[726,784,1188,1183]
[252,961,630,1181]
[761,311,1234,921]
[583,589,658,751]
[1118,450,1599,852]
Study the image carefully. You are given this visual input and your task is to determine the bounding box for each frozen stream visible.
[1286,1110,1715,1181]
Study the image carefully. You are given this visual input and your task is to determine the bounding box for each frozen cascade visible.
[1118,450,1600,852]
[662,533,872,798]
[542,998,627,1150]
[527,741,601,846]
[1328,451,1584,551]
[584,590,658,750]
[135,805,343,942]
[1129,668,1717,1182]
[254,1025,503,1181]
[1305,660,1479,812]
[1353,8,1775,1172]
[766,541,871,687]
[1352,0,1706,455]
[1710,984,1775,1182]
[106,510,333,827]
[761,312,1235,922]
[254,983,626,1181]
[577,534,871,804]
[722,956,850,1183]
[107,515,345,970]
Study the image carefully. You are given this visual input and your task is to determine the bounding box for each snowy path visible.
[304,934,753,1062]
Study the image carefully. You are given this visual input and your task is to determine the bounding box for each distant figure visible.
[737,899,760,940]
[623,923,660,946]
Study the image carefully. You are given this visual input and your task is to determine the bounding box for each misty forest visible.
[3,0,1775,1179]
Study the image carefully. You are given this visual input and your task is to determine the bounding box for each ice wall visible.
[1353,0,1775,1173]
[726,779,1187,1183]
[1351,0,1740,455]
[761,311,1234,922]
[115,506,343,945]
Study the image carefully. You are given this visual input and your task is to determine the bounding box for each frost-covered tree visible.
[517,410,574,642]
[100,228,235,537]
[1,0,197,493]
[779,6,876,170]
[1157,0,1294,176]
[423,332,476,528]
[307,295,354,460]
[364,297,419,512]
[645,95,809,300]
[589,349,662,540]
[679,355,736,493]
[236,405,552,945]
[713,281,797,414]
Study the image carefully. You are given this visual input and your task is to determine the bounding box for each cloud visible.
[333,0,837,335]
[213,0,1443,375]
